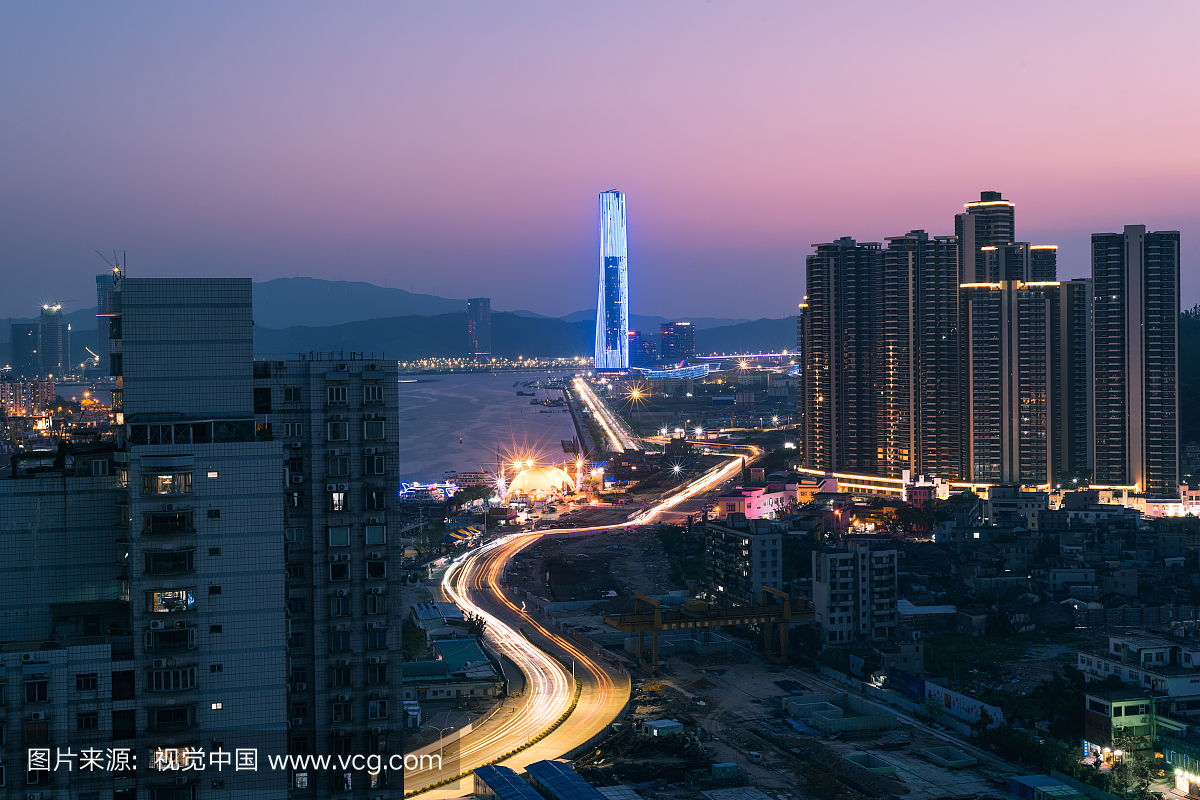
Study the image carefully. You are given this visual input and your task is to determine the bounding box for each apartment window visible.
[286,527,304,542]
[330,597,350,617]
[149,668,196,692]
[209,547,221,556]
[365,525,386,545]
[24,680,48,703]
[330,492,347,511]
[142,472,193,495]
[288,492,304,507]
[289,598,306,613]
[209,585,222,595]
[366,594,385,615]
[112,708,136,739]
[328,526,351,547]
[328,386,347,404]
[207,509,221,519]
[327,422,348,441]
[93,459,110,476]
[288,633,306,648]
[76,673,99,691]
[283,421,303,437]
[363,420,385,440]
[143,511,195,535]
[367,630,387,650]
[365,490,384,510]
[291,703,308,718]
[364,385,383,403]
[332,703,350,723]
[330,563,350,581]
[366,455,386,475]
[294,771,309,788]
[367,561,386,580]
[328,456,349,477]
[25,720,49,744]
[330,667,350,687]
[331,632,351,652]
[367,664,388,684]
[291,668,306,683]
[211,664,224,673]
[253,388,272,414]
[368,700,388,720]
[112,670,135,700]
[288,565,306,578]
[283,388,301,403]
[210,625,223,633]
[151,706,195,730]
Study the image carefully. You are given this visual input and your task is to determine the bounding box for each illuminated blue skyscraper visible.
[595,190,629,370]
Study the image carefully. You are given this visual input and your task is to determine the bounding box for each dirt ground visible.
[507,527,687,603]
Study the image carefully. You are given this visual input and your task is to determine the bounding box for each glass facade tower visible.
[595,190,629,370]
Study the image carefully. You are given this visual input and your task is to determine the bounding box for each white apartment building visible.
[813,538,898,644]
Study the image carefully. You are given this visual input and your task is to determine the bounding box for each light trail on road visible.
[406,432,762,795]
[572,377,640,452]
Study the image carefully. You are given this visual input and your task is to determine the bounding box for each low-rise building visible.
[812,537,898,644]
[714,482,798,520]
[400,637,504,701]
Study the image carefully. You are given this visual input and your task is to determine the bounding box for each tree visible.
[402,623,428,660]
[465,612,487,637]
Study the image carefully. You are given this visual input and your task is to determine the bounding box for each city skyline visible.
[0,3,1196,320]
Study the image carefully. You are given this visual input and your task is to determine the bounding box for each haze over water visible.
[397,371,580,484]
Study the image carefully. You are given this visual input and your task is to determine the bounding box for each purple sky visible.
[2,2,1197,321]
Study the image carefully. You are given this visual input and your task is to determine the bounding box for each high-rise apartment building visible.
[0,277,289,798]
[9,321,39,377]
[39,302,65,376]
[628,331,657,367]
[812,538,898,644]
[955,191,1015,282]
[1058,278,1094,481]
[467,297,492,358]
[595,190,629,370]
[1092,226,1180,495]
[877,232,961,479]
[98,271,118,368]
[800,237,882,474]
[961,278,1061,485]
[658,321,695,362]
[254,354,402,797]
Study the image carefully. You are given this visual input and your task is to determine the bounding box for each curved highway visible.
[405,428,762,796]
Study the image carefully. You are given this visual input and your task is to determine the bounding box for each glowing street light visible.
[694,426,703,436]
[772,416,779,425]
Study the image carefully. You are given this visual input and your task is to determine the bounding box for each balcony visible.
[142,512,196,536]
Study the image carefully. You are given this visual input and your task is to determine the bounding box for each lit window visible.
[207,471,219,479]
[211,702,223,710]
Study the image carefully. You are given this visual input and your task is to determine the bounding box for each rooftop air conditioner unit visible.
[328,554,339,563]
[289,441,302,448]
[337,364,348,372]
[326,484,336,492]
[150,620,166,630]
[335,589,347,597]
[173,620,187,629]
[368,363,378,371]
[369,657,383,665]
[370,587,383,595]
[30,711,46,721]
[292,717,304,727]
[336,693,350,702]
[368,517,380,525]
[339,554,350,562]
[26,793,44,800]
[332,414,344,421]
[369,552,381,560]
[275,361,285,369]
[152,659,167,669]
[336,483,348,491]
[295,683,307,691]
[364,447,377,455]
[21,653,34,663]
[371,726,383,735]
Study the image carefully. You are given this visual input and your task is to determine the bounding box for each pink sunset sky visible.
[1,1,1196,320]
